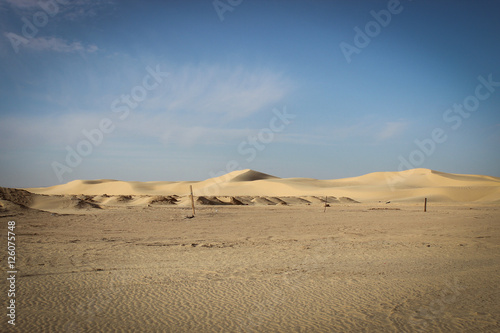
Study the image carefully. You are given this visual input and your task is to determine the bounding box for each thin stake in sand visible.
[190,185,196,217]
[424,197,427,212]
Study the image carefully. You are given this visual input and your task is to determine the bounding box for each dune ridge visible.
[27,168,500,201]
[0,168,496,214]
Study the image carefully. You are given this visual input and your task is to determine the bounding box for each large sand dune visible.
[27,168,500,205]
[0,168,497,215]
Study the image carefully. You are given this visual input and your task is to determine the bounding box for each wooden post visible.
[190,185,196,217]
[424,197,427,212]
[324,196,328,213]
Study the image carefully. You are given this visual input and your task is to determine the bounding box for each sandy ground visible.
[1,203,499,332]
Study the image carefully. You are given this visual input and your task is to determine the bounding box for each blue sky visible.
[1,0,499,187]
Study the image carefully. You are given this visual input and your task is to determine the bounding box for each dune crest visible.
[23,168,500,205]
[226,169,280,182]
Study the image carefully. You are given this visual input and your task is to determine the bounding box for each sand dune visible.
[226,169,279,182]
[1,168,498,214]
[26,168,500,205]
[0,187,35,207]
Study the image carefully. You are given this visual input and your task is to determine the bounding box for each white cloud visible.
[0,110,253,151]
[2,0,114,10]
[1,0,115,23]
[0,64,292,150]
[116,112,254,147]
[146,64,293,120]
[160,125,252,146]
[5,34,99,53]
[0,113,107,149]
[2,0,39,9]
[376,121,408,140]
[278,120,409,146]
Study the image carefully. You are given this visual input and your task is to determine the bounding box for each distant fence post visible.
[424,197,427,212]
[190,185,196,217]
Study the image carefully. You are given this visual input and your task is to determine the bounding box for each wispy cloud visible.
[279,120,409,146]
[376,121,408,140]
[159,125,252,146]
[0,113,107,149]
[147,64,293,120]
[117,112,259,147]
[0,111,255,150]
[1,0,39,9]
[3,34,98,53]
[0,63,292,150]
[2,0,114,10]
[1,0,115,20]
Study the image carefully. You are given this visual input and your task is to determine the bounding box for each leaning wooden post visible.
[424,197,427,212]
[324,196,328,213]
[190,185,196,216]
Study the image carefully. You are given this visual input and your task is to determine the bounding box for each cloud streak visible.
[0,113,108,149]
[4,34,99,53]
[0,64,293,149]
[2,0,115,12]
[151,64,293,120]
[1,0,40,9]
[376,121,408,140]
[278,120,409,146]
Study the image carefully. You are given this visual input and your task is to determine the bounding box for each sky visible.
[0,0,499,188]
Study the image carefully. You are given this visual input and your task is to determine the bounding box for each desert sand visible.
[1,168,499,332]
[26,168,500,204]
